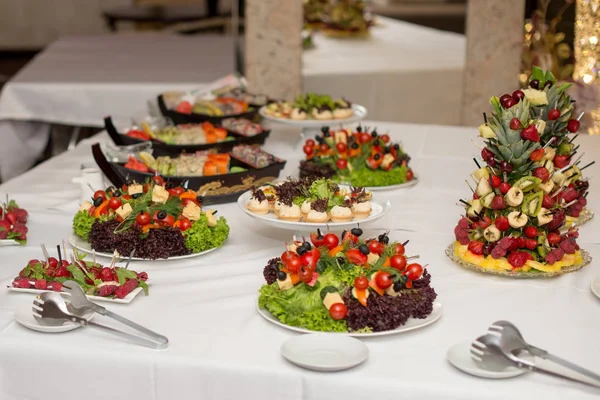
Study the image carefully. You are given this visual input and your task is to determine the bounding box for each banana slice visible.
[483,226,501,242]
[537,207,553,226]
[535,120,546,135]
[508,211,528,228]
[505,187,524,207]
[538,179,554,194]
[543,147,556,162]
[467,199,484,218]
[476,177,492,197]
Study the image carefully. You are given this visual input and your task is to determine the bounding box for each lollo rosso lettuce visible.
[183,214,230,253]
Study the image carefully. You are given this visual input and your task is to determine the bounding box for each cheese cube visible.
[381,153,395,169]
[115,203,133,220]
[367,252,380,265]
[334,130,348,144]
[128,184,143,195]
[385,285,400,297]
[277,274,294,290]
[182,202,201,221]
[152,185,169,204]
[205,210,217,227]
[322,292,343,310]
[79,201,92,212]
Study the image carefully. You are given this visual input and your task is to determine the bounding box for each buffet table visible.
[0,121,599,400]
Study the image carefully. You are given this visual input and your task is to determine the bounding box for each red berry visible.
[476,215,492,229]
[521,125,540,142]
[53,267,69,278]
[524,226,538,238]
[548,109,561,120]
[510,118,521,130]
[34,279,47,290]
[525,238,538,250]
[336,159,348,170]
[499,182,511,195]
[491,175,502,188]
[500,161,514,173]
[48,281,63,292]
[495,216,510,231]
[567,119,580,133]
[512,90,525,102]
[543,195,555,211]
[13,278,31,288]
[529,79,540,89]
[529,148,544,162]
[507,251,528,268]
[503,97,516,108]
[48,257,58,268]
[468,240,485,255]
[28,259,40,267]
[491,195,507,210]
[553,155,570,169]
[533,167,550,182]
[100,267,113,282]
[548,232,561,246]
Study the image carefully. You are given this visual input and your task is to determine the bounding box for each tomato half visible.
[346,248,367,266]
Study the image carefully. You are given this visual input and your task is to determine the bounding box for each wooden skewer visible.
[543,137,555,149]
[465,180,475,193]
[406,255,420,261]
[40,244,50,264]
[62,239,68,261]
[92,249,97,265]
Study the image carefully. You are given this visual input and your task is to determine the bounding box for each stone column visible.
[244,0,303,100]
[461,0,525,126]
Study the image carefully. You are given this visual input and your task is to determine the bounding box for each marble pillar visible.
[461,0,525,126]
[244,0,303,100]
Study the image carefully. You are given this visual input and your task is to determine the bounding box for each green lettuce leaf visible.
[73,210,96,241]
[183,215,230,253]
[348,165,409,187]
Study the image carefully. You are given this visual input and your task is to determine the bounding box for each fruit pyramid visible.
[450,67,592,276]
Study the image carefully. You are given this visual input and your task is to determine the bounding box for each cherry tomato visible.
[336,159,348,170]
[182,198,200,207]
[319,143,329,152]
[329,303,348,320]
[341,231,358,244]
[136,211,150,226]
[179,218,192,231]
[375,272,394,290]
[346,248,367,265]
[159,214,175,226]
[336,142,347,153]
[108,197,121,210]
[322,233,340,250]
[390,255,407,270]
[303,144,314,156]
[354,276,369,290]
[406,169,414,181]
[281,250,297,265]
[301,249,320,269]
[173,187,185,196]
[93,190,106,201]
[405,263,423,280]
[152,176,165,185]
[298,266,313,282]
[393,243,406,256]
[305,139,315,147]
[368,240,383,255]
[359,132,371,144]
[309,231,325,247]
[285,254,302,274]
[381,134,390,143]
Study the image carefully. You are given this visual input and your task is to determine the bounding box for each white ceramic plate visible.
[259,104,367,128]
[14,302,94,333]
[447,340,529,379]
[69,234,221,261]
[363,177,419,192]
[257,301,442,337]
[281,334,369,372]
[8,284,145,304]
[237,191,391,231]
[590,276,600,299]
[0,239,21,247]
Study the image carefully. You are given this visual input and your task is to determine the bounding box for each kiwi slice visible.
[514,176,542,192]
[536,245,548,259]
[557,142,573,156]
[521,190,543,217]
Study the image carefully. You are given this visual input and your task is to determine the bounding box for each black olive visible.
[156,210,167,220]
[356,126,362,132]
[373,139,380,147]
[378,233,389,244]
[297,246,308,256]
[351,142,359,149]
[132,193,141,199]
[316,228,324,240]
[374,153,381,161]
[93,197,103,207]
[301,241,312,250]
[321,126,330,134]
[336,257,345,265]
[165,181,174,189]
[529,79,540,89]
[371,130,378,138]
[393,281,403,292]
[399,275,408,284]
[277,271,287,281]
[113,189,122,197]
[358,244,370,255]
[341,230,348,240]
[384,147,391,154]
[393,144,400,151]
[316,136,324,144]
[125,179,134,186]
[351,227,363,237]
[105,186,115,195]
[545,80,553,89]
[196,195,205,203]
[324,131,331,138]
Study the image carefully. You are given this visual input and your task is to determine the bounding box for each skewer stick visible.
[471,140,484,150]
[569,134,578,144]
[563,199,578,208]
[459,199,470,206]
[465,180,475,193]
[56,245,62,265]
[577,112,585,121]
[124,250,135,270]
[580,161,596,171]
[543,137,555,149]
[402,240,409,246]
[406,255,420,261]
[40,244,50,264]
[86,183,96,194]
[473,158,481,169]
[483,113,488,124]
[551,187,564,198]
[573,152,585,166]
[62,240,68,261]
[92,249,97,265]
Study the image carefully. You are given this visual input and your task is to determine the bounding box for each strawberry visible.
[0,219,10,232]
[100,267,113,282]
[499,182,511,195]
[97,285,118,297]
[524,226,538,238]
[553,155,570,169]
[458,217,470,229]
[54,266,70,278]
[520,125,540,142]
[507,251,528,268]
[509,118,521,130]
[48,281,63,292]
[495,216,510,231]
[12,278,31,288]
[13,209,27,223]
[547,109,561,120]
[529,148,544,162]
[525,238,538,250]
[468,240,484,255]
[475,215,492,229]
[547,232,561,246]
[34,279,47,290]
[533,167,550,182]
[491,175,502,188]
[4,211,16,225]
[562,187,578,203]
[491,195,507,210]
[48,257,58,268]
[542,194,555,208]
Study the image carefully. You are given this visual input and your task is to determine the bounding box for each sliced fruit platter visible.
[239,177,391,230]
[71,180,229,260]
[105,116,271,157]
[448,67,592,277]
[258,229,440,335]
[259,93,367,126]
[93,143,286,204]
[0,197,28,245]
[299,125,416,189]
[158,93,257,125]
[9,248,148,304]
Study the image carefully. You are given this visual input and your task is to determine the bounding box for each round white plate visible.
[69,234,221,261]
[0,239,21,247]
[590,276,600,299]
[446,340,529,379]
[257,301,442,337]
[363,177,419,192]
[237,192,391,231]
[14,302,94,333]
[281,333,369,372]
[259,104,367,128]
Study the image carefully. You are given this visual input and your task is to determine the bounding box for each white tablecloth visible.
[303,16,466,125]
[0,33,235,182]
[0,121,599,400]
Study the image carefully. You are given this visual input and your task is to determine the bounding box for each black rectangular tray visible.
[157,94,259,125]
